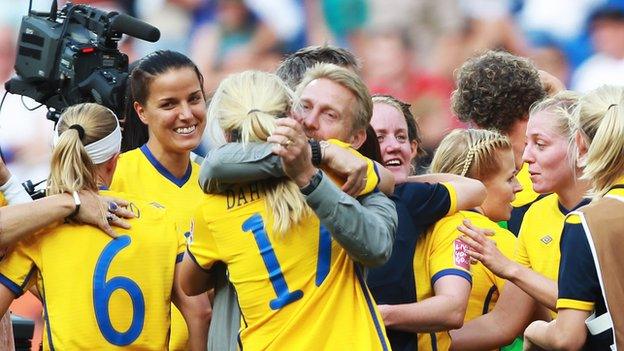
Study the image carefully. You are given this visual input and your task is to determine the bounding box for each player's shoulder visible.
[526,193,558,213]
[429,211,464,231]
[113,148,146,178]
[117,147,143,164]
[100,190,168,221]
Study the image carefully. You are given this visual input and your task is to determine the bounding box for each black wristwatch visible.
[309,139,322,167]
[300,170,323,195]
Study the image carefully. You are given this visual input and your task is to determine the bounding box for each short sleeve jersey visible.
[110,145,205,350]
[0,191,184,350]
[188,181,390,351]
[461,211,516,322]
[557,185,624,350]
[515,194,589,317]
[415,211,473,350]
[368,181,456,351]
[323,138,380,194]
[110,145,204,241]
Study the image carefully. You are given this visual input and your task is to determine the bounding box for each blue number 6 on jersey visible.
[93,235,145,346]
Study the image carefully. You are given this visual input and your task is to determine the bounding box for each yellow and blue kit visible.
[188,180,390,351]
[323,139,380,194]
[557,183,624,350]
[415,210,473,351]
[515,193,589,317]
[368,181,456,351]
[0,191,184,350]
[110,144,205,351]
[460,211,516,322]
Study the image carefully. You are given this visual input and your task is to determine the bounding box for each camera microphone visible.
[111,13,160,43]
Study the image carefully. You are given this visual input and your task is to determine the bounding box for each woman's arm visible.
[178,253,213,297]
[459,220,558,310]
[0,191,134,248]
[524,309,590,351]
[407,174,486,211]
[0,285,16,318]
[378,275,471,333]
[172,258,211,351]
[451,281,539,350]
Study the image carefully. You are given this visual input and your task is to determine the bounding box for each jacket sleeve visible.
[199,143,285,193]
[305,173,397,267]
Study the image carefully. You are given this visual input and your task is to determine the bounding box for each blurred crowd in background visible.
[2,0,624,183]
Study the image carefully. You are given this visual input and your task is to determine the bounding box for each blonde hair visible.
[430,129,512,180]
[571,85,624,198]
[208,70,311,234]
[295,63,372,132]
[529,90,579,136]
[47,103,118,195]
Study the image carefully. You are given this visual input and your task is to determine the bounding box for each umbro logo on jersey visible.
[540,235,553,245]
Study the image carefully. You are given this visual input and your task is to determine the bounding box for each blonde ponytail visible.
[208,71,311,234]
[572,85,624,198]
[47,103,118,196]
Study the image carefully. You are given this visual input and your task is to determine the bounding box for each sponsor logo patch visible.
[454,239,470,270]
[540,235,553,245]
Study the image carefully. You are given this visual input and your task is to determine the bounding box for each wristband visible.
[0,176,33,204]
[66,191,81,220]
[309,139,322,167]
[300,170,323,195]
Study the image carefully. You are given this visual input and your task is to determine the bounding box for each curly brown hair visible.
[451,51,546,134]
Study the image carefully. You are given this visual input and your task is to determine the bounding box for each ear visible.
[575,131,589,167]
[410,140,419,160]
[106,153,120,173]
[97,153,120,188]
[134,101,149,125]
[349,128,367,149]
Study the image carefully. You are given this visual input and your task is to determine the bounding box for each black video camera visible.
[4,0,160,121]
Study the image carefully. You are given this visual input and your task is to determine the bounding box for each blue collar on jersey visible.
[140,144,192,188]
[557,197,591,215]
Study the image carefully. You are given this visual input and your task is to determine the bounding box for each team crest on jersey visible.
[540,235,553,245]
[454,239,470,270]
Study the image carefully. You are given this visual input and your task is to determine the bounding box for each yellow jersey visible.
[324,139,380,194]
[188,181,391,350]
[415,211,473,350]
[460,211,516,322]
[515,193,589,317]
[0,191,184,350]
[110,144,204,351]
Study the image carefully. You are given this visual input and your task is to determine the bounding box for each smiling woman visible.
[109,50,211,351]
[367,95,489,351]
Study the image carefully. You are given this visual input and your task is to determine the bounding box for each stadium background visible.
[0,0,622,349]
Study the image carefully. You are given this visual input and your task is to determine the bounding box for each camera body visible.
[5,2,158,120]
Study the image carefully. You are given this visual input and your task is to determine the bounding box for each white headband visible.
[53,108,122,165]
